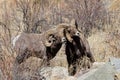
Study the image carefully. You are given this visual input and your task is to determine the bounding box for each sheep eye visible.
[53,39,56,42]
[48,40,51,43]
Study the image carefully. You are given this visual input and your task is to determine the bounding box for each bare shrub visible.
[0,20,14,80]
[65,0,107,37]
[1,0,107,35]
[11,0,46,33]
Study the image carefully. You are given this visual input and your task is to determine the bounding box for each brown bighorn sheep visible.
[13,27,66,65]
[12,26,67,80]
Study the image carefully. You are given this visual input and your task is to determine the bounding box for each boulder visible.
[109,57,120,72]
[77,63,115,80]
[41,66,77,80]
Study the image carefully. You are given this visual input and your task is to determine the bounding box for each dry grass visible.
[88,25,120,62]
[0,44,15,80]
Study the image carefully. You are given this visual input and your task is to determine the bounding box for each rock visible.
[77,63,115,80]
[40,67,53,80]
[92,62,105,68]
[16,71,45,80]
[41,66,77,80]
[109,57,120,72]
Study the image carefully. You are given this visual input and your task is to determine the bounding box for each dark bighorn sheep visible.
[12,27,66,65]
[62,19,95,75]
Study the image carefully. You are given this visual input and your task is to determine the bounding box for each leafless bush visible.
[1,0,107,35]
[11,0,46,33]
[0,6,15,79]
[65,0,107,37]
[0,19,14,80]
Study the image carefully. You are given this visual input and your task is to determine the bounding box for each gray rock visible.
[77,63,115,80]
[40,66,77,80]
[109,57,120,72]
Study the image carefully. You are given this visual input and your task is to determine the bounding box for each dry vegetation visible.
[0,0,120,80]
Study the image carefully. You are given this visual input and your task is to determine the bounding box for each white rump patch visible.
[12,34,21,47]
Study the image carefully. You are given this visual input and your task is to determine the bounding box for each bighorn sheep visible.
[13,27,66,65]
[62,19,95,75]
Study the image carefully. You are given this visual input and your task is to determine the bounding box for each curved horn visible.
[44,34,55,47]
[56,23,70,30]
[45,28,56,35]
[43,28,56,47]
[64,29,73,43]
[45,28,56,39]
[44,40,53,47]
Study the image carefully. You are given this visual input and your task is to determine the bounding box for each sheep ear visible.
[71,19,78,28]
